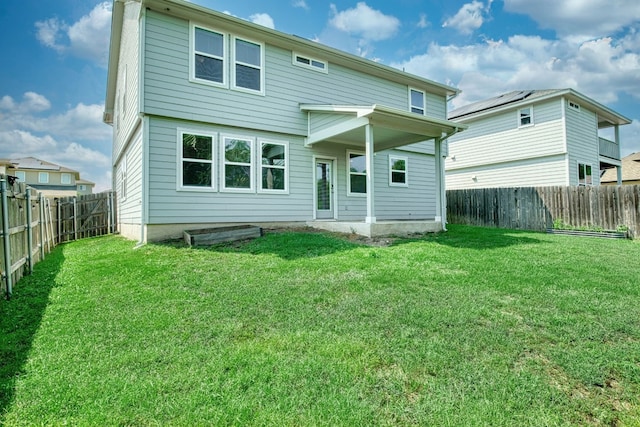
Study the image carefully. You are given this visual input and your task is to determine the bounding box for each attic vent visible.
[568,101,581,112]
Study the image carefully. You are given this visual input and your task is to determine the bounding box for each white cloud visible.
[35,2,112,66]
[329,2,400,42]
[292,0,309,10]
[0,92,113,191]
[503,0,640,41]
[250,13,275,29]
[442,1,492,35]
[418,14,430,29]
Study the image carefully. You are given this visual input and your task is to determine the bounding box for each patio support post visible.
[615,125,622,186]
[365,123,376,224]
[434,136,446,229]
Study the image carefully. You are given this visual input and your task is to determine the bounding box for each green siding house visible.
[104,0,466,243]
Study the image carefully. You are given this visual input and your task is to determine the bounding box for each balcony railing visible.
[599,137,620,160]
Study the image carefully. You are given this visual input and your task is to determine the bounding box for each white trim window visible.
[78,184,87,191]
[232,36,264,94]
[410,88,425,115]
[222,135,254,192]
[192,24,227,87]
[293,52,328,73]
[389,155,408,187]
[347,150,366,196]
[120,155,128,201]
[178,130,216,191]
[15,171,26,182]
[578,162,593,186]
[519,106,533,127]
[39,172,49,184]
[259,140,288,193]
[61,173,72,185]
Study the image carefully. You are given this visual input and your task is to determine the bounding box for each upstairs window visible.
[410,88,425,115]
[519,107,533,127]
[232,37,264,94]
[348,151,366,195]
[389,155,408,186]
[578,163,593,186]
[179,131,215,190]
[39,172,49,184]
[293,53,328,73]
[61,173,71,184]
[15,171,25,182]
[193,26,226,86]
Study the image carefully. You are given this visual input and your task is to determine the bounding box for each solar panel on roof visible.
[449,90,534,119]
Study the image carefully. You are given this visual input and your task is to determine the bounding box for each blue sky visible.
[1,0,639,191]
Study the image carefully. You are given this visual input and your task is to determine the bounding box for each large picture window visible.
[193,26,226,86]
[179,131,215,190]
[348,151,366,195]
[232,37,264,94]
[389,155,408,186]
[260,140,288,192]
[223,136,254,191]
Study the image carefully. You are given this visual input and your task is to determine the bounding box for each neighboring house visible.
[445,89,631,189]
[2,157,95,197]
[601,152,640,185]
[104,0,466,243]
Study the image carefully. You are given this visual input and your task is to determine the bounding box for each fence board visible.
[447,185,640,238]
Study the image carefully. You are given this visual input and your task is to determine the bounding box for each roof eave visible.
[104,0,126,125]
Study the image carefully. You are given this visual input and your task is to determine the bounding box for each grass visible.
[1,225,639,426]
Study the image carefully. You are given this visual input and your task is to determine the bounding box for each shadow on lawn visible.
[424,225,546,250]
[0,247,64,417]
[194,229,365,260]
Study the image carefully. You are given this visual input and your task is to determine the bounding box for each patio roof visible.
[300,104,467,151]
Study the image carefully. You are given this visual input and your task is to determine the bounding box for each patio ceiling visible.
[300,104,467,152]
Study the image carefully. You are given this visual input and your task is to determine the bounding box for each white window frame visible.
[518,106,533,127]
[347,150,367,197]
[78,184,86,191]
[292,52,328,73]
[221,134,255,193]
[258,139,289,194]
[231,36,265,95]
[61,173,72,185]
[409,88,425,115]
[15,171,26,182]
[38,172,49,184]
[577,162,593,186]
[389,155,408,187]
[190,23,228,88]
[177,129,217,192]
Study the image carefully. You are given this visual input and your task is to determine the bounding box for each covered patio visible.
[300,104,466,237]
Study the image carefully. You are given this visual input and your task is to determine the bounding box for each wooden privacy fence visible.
[56,192,117,243]
[447,185,640,238]
[0,177,57,299]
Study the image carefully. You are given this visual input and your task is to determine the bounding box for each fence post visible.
[26,188,33,274]
[57,199,61,244]
[73,197,78,241]
[1,179,12,299]
[38,193,45,260]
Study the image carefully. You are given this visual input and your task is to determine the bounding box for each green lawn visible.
[1,225,639,426]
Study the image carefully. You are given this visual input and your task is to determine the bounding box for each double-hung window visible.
[222,136,254,192]
[519,107,533,127]
[578,163,593,186]
[39,172,49,184]
[410,88,425,115]
[389,155,408,186]
[260,140,288,192]
[348,151,366,195]
[61,173,71,185]
[193,26,226,86]
[179,131,215,190]
[15,171,25,182]
[232,37,264,94]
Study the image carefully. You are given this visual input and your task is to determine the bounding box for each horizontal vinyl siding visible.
[446,154,568,189]
[565,101,599,185]
[117,130,143,223]
[113,1,141,162]
[142,10,447,138]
